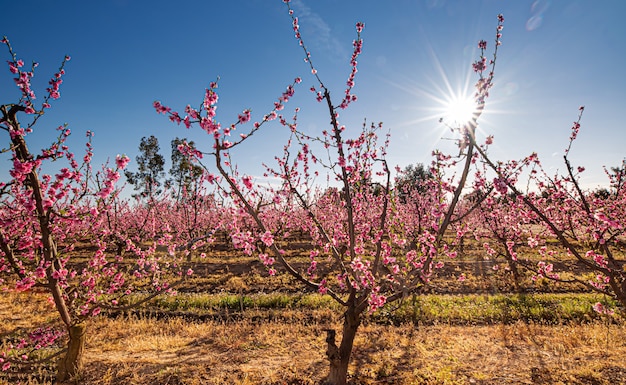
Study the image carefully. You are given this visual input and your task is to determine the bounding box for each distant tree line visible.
[124,135,203,201]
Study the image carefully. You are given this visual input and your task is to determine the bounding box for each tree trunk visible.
[324,303,361,385]
[56,323,86,384]
[503,249,521,291]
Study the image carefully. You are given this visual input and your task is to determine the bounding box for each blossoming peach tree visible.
[457,14,624,313]
[155,2,504,383]
[470,106,626,315]
[0,37,186,383]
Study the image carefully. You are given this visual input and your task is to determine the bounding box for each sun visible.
[384,44,504,146]
[444,93,478,127]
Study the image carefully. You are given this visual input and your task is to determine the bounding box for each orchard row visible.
[1,2,623,384]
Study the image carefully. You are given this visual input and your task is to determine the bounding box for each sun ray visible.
[381,34,519,166]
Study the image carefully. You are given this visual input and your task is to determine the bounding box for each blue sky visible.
[2,0,625,192]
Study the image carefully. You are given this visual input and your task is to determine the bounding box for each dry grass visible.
[77,317,626,385]
[81,315,327,385]
[0,290,58,332]
[2,297,626,384]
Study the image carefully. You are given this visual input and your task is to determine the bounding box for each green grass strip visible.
[121,292,620,325]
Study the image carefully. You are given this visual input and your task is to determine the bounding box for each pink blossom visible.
[153,101,171,114]
[8,60,19,74]
[368,288,387,313]
[115,154,130,169]
[261,231,274,247]
[15,276,36,291]
[238,109,251,123]
[493,177,508,194]
[472,57,487,73]
[259,253,275,267]
[35,266,46,278]
[592,302,614,315]
[318,279,328,294]
[242,175,253,190]
[587,250,608,268]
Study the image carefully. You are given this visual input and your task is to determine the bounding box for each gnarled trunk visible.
[324,302,361,385]
[56,323,86,384]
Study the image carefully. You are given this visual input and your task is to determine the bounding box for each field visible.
[2,242,625,385]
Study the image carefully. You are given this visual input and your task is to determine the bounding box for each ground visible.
[1,239,625,384]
